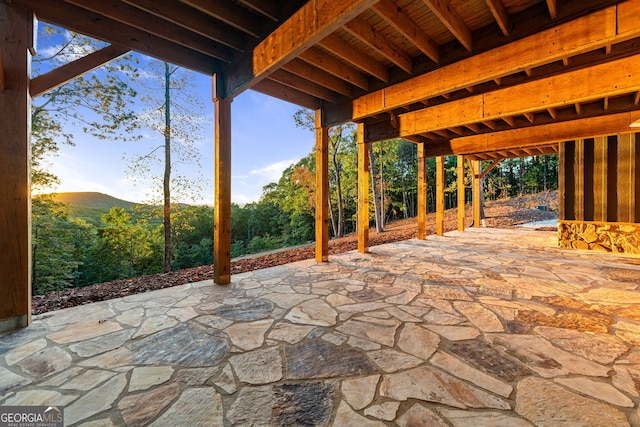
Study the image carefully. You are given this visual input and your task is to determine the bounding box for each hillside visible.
[41,192,140,227]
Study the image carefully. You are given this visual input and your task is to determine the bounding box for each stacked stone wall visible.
[558,220,640,254]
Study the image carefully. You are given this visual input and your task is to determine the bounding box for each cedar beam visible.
[357,124,369,252]
[546,0,557,19]
[472,160,482,227]
[252,79,321,110]
[30,45,130,98]
[422,0,472,51]
[318,35,389,83]
[479,159,502,179]
[574,139,585,221]
[457,155,465,231]
[617,133,637,222]
[178,0,261,37]
[435,156,445,236]
[485,0,510,36]
[593,136,608,222]
[315,109,329,262]
[299,47,369,90]
[282,59,352,97]
[213,75,231,285]
[417,143,427,239]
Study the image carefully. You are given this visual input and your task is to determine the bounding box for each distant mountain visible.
[48,192,139,210]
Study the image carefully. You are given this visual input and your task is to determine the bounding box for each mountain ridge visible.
[42,192,139,210]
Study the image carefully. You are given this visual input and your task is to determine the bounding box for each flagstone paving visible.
[2,228,640,426]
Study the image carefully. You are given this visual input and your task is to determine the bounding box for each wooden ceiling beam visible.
[0,48,4,92]
[318,34,389,83]
[299,47,369,90]
[30,44,129,98]
[281,59,352,97]
[121,0,245,50]
[64,0,237,58]
[269,69,339,102]
[343,17,413,74]
[372,0,439,63]
[178,0,261,37]
[485,0,510,36]
[546,0,557,19]
[398,53,640,136]
[253,79,321,110]
[225,0,379,98]
[422,0,472,51]
[351,3,638,121]
[236,0,278,21]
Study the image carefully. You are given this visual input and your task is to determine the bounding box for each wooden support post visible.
[436,156,445,236]
[617,133,636,223]
[315,109,329,262]
[0,48,5,91]
[457,155,465,231]
[472,160,482,228]
[558,142,565,220]
[213,74,231,285]
[593,136,608,222]
[0,3,33,332]
[417,143,427,239]
[574,139,585,221]
[357,123,369,252]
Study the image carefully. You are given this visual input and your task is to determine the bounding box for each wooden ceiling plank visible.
[253,79,321,109]
[269,69,339,102]
[121,0,245,50]
[351,3,635,121]
[546,0,557,19]
[422,0,472,51]
[236,0,278,21]
[178,0,261,37]
[30,44,129,98]
[485,0,510,36]
[16,0,217,74]
[318,34,389,83]
[65,0,235,60]
[398,53,640,136]
[372,0,439,63]
[299,47,369,90]
[344,17,413,74]
[282,58,352,96]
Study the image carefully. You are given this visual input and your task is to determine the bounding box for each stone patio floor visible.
[2,228,640,426]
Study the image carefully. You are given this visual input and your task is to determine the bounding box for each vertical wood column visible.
[357,124,369,253]
[457,155,465,231]
[574,139,585,221]
[436,156,445,236]
[315,109,329,262]
[417,143,427,239]
[558,142,566,220]
[472,160,481,228]
[213,75,231,285]
[618,133,636,223]
[593,137,608,222]
[0,3,33,331]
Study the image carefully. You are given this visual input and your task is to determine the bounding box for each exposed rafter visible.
[0,49,4,92]
[485,0,510,36]
[318,35,389,83]
[546,0,557,19]
[299,47,369,90]
[236,0,278,21]
[178,0,261,37]
[269,69,339,102]
[281,59,352,97]
[422,0,472,51]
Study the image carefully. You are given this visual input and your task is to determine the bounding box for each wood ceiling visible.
[9,0,640,159]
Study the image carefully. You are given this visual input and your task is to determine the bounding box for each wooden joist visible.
[485,0,510,36]
[252,79,321,110]
[318,35,389,83]
[299,47,369,90]
[422,0,472,51]
[178,0,261,37]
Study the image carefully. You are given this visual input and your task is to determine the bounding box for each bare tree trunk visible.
[332,149,344,237]
[402,185,409,219]
[369,143,384,232]
[163,62,172,273]
[329,192,337,238]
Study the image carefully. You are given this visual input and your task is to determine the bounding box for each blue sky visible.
[37,26,315,205]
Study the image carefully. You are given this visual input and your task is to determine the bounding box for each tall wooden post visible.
[618,133,636,223]
[0,3,33,332]
[315,109,329,262]
[213,74,231,285]
[436,156,445,236]
[417,143,427,239]
[457,155,465,231]
[574,139,585,221]
[472,159,481,228]
[357,123,369,253]
[593,137,608,222]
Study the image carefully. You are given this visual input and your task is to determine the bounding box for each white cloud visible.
[249,159,297,182]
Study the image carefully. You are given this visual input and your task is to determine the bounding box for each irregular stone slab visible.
[3,390,76,406]
[396,403,448,427]
[271,382,335,426]
[224,319,274,350]
[213,299,274,321]
[426,325,480,341]
[263,292,315,309]
[285,299,337,326]
[60,369,116,391]
[268,322,315,344]
[448,341,532,381]
[69,329,135,358]
[326,294,356,306]
[336,316,401,347]
[77,347,133,369]
[322,332,346,345]
[364,401,400,421]
[349,288,383,302]
[580,288,640,304]
[555,377,634,407]
[454,302,504,332]
[420,285,472,301]
[47,320,122,344]
[515,377,630,427]
[116,307,144,327]
[488,334,610,378]
[167,306,198,322]
[347,336,381,351]
[41,304,114,328]
[398,323,440,359]
[612,364,640,397]
[423,310,466,325]
[342,375,380,410]
[333,401,386,427]
[174,367,218,386]
[334,302,391,313]
[285,340,376,380]
[40,367,83,387]
[129,366,174,392]
[440,409,534,427]
[0,367,31,394]
[5,338,47,365]
[132,316,178,340]
[195,315,233,330]
[129,322,229,367]
[534,326,628,364]
[367,349,423,372]
[18,347,71,378]
[430,352,513,398]
[380,366,510,410]
[65,373,127,426]
[384,306,421,322]
[118,383,180,426]
[385,291,417,305]
[150,387,223,427]
[227,385,276,426]
[212,363,237,394]
[230,346,282,384]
